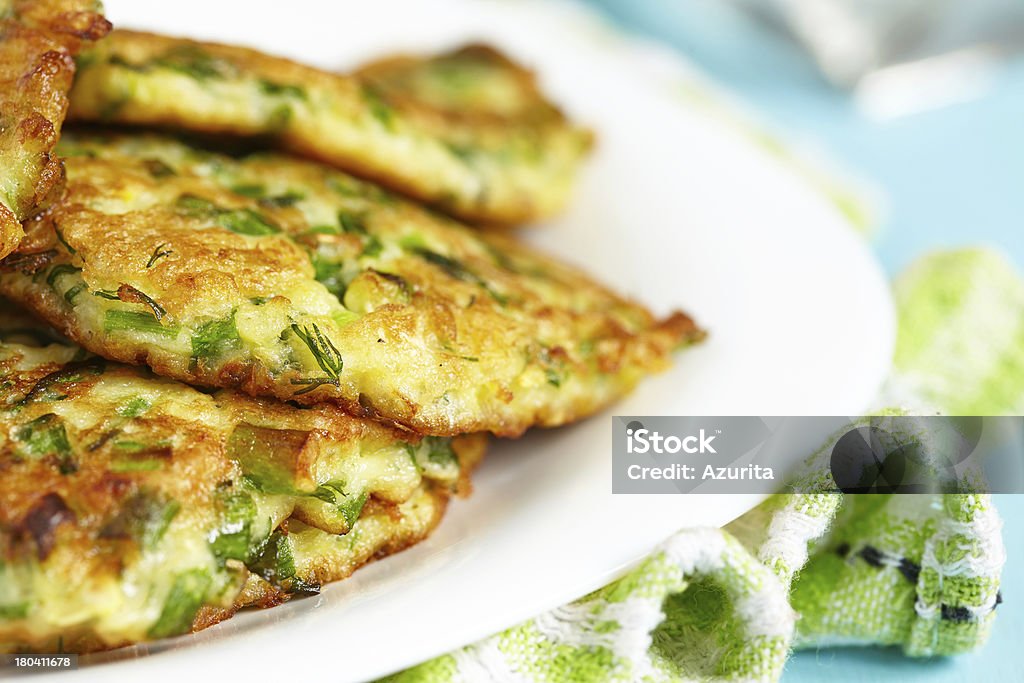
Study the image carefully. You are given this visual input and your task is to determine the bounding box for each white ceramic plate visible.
[29,1,895,680]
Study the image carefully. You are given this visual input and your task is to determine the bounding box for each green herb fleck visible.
[117,284,167,321]
[413,247,507,304]
[20,359,104,404]
[147,569,211,639]
[46,264,82,288]
[191,313,242,362]
[289,323,344,394]
[248,530,319,596]
[210,490,258,564]
[338,211,383,257]
[218,208,281,236]
[53,227,77,255]
[117,396,151,418]
[15,413,75,473]
[258,80,307,100]
[362,85,395,129]
[310,482,368,528]
[146,243,173,268]
[103,310,181,339]
[109,459,164,473]
[0,603,29,620]
[64,282,87,305]
[175,194,218,216]
[230,183,266,198]
[423,436,458,467]
[152,45,235,80]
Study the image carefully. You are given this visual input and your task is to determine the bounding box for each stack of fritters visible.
[0,3,703,654]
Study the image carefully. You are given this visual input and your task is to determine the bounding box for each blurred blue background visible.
[585,1,1022,681]
[587,0,1023,277]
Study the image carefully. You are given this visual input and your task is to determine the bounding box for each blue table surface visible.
[586,2,1022,681]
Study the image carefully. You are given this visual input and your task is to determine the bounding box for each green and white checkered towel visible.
[384,249,1018,682]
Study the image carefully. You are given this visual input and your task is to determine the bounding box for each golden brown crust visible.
[0,0,110,259]
[0,132,703,437]
[68,30,593,225]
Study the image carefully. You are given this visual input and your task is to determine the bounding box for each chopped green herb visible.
[309,480,345,504]
[151,45,235,80]
[258,80,306,100]
[362,85,395,129]
[0,603,29,620]
[289,323,344,394]
[210,490,258,564]
[104,310,181,339]
[175,192,283,233]
[413,247,507,304]
[146,243,173,268]
[230,183,266,198]
[414,249,475,281]
[20,359,104,404]
[336,490,368,527]
[117,396,151,418]
[64,282,87,305]
[15,413,75,473]
[337,211,383,257]
[175,194,218,216]
[53,227,77,255]
[109,459,164,473]
[404,444,422,473]
[45,264,82,288]
[218,208,281,236]
[117,284,167,320]
[147,569,212,639]
[191,313,242,362]
[248,530,319,596]
[445,141,477,163]
[327,176,365,198]
[310,482,368,528]
[338,211,366,235]
[423,436,458,467]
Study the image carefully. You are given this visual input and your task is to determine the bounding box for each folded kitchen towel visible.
[385,247,1018,682]
[377,5,1018,677]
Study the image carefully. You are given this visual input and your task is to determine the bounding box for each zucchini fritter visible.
[0,132,701,437]
[0,303,484,653]
[0,0,110,259]
[356,43,567,122]
[68,30,593,225]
